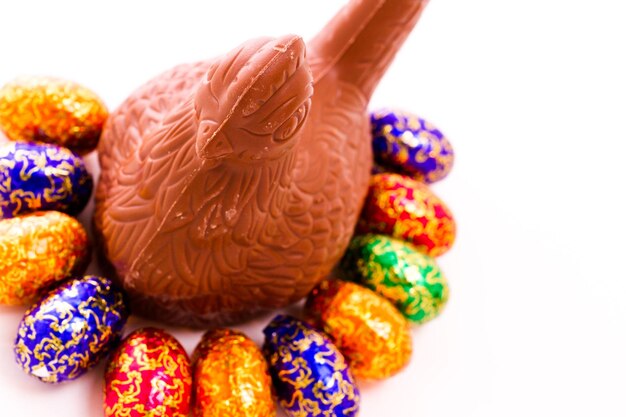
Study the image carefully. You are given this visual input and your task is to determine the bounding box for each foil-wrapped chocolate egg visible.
[357,173,456,257]
[263,315,360,417]
[340,234,450,324]
[0,77,108,154]
[370,109,454,183]
[0,142,93,219]
[306,279,412,380]
[104,328,192,417]
[0,211,90,305]
[192,329,275,417]
[14,275,127,383]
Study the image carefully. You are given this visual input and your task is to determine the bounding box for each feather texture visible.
[95,0,429,326]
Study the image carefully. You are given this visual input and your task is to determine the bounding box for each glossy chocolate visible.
[95,0,430,326]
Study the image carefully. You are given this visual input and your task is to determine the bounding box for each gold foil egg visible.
[305,279,413,380]
[0,77,108,154]
[192,329,276,417]
[0,211,90,305]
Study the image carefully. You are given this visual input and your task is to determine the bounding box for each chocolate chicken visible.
[95,0,430,326]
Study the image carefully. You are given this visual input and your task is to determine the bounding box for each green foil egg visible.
[339,234,449,324]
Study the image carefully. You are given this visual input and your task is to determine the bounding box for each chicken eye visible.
[273,100,310,142]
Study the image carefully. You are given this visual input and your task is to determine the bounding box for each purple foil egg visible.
[14,275,128,383]
[0,142,93,219]
[263,315,360,417]
[370,109,454,183]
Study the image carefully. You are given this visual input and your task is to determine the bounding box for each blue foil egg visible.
[0,142,93,219]
[263,315,360,417]
[14,275,128,383]
[371,109,454,183]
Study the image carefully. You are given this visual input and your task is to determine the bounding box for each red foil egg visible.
[357,173,456,257]
[104,328,192,417]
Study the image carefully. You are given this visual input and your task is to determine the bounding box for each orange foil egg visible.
[0,77,108,154]
[104,328,192,417]
[305,279,412,380]
[192,329,275,417]
[0,211,89,305]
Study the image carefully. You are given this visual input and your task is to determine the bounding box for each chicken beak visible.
[199,132,234,161]
[196,120,234,161]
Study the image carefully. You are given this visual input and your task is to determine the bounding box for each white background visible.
[1,0,625,416]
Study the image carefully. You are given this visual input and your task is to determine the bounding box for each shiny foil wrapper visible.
[104,328,192,417]
[0,142,93,219]
[357,173,456,257]
[263,315,360,417]
[0,77,108,154]
[14,275,128,383]
[0,211,90,305]
[370,109,454,183]
[306,279,412,380]
[340,234,449,324]
[192,329,275,417]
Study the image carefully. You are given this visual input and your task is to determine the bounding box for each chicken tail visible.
[308,0,429,99]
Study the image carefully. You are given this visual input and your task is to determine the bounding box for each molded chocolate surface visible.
[95,0,429,327]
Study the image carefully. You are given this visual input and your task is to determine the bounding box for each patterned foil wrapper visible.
[306,279,412,380]
[0,142,93,219]
[14,275,128,383]
[357,173,456,257]
[263,315,360,417]
[192,329,275,417]
[0,211,90,305]
[340,234,449,324]
[0,77,108,154]
[370,109,454,183]
[104,328,192,417]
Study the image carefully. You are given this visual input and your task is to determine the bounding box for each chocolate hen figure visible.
[95,0,430,326]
